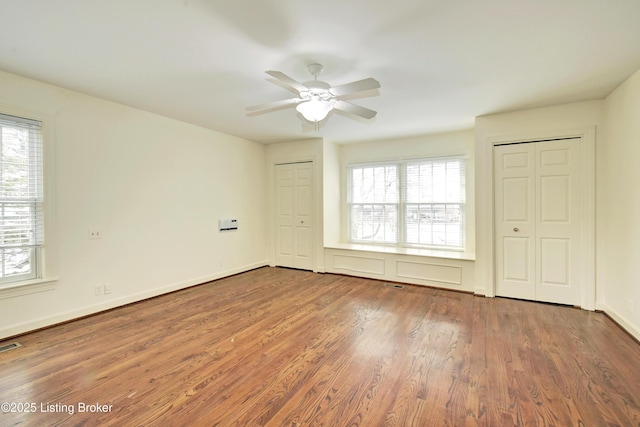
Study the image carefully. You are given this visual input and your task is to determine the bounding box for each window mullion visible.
[399,162,406,246]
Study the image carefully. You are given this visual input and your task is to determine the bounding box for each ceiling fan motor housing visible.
[301,80,333,102]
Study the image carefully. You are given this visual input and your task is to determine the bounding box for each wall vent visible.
[0,342,22,354]
[384,283,404,289]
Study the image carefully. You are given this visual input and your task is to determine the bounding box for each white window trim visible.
[0,277,59,300]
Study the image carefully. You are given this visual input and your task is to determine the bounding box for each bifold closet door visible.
[275,162,314,271]
[494,139,582,305]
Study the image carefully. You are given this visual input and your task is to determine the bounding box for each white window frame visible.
[348,156,466,251]
[0,113,44,287]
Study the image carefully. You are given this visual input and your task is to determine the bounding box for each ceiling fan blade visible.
[333,101,377,120]
[329,78,380,97]
[265,70,308,93]
[246,98,302,115]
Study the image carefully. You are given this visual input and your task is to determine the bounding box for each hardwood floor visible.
[1,267,639,426]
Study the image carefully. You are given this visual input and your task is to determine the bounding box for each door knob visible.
[513,227,519,232]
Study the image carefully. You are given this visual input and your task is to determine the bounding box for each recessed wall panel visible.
[396,261,462,285]
[333,254,385,275]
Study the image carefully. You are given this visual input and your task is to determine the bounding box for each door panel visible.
[296,227,311,258]
[495,138,582,305]
[536,139,581,305]
[539,238,570,286]
[494,144,535,300]
[540,175,570,222]
[503,237,531,281]
[278,226,293,256]
[503,177,531,222]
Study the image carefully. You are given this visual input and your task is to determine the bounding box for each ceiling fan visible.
[247,63,380,124]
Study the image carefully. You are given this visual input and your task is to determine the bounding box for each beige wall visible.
[0,70,268,338]
[602,68,640,339]
[322,139,341,247]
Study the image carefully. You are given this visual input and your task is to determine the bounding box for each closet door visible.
[494,138,582,305]
[494,144,536,300]
[275,162,314,271]
[535,139,582,305]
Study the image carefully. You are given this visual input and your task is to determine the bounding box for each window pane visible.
[2,247,32,276]
[0,203,35,247]
[404,158,465,249]
[350,204,397,243]
[405,159,464,203]
[1,127,31,198]
[350,165,397,203]
[405,203,463,248]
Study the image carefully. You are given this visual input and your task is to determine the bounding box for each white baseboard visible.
[0,261,268,340]
[600,303,640,342]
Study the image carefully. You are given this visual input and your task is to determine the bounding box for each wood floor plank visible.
[1,267,639,426]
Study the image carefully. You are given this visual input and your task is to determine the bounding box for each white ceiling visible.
[1,0,640,144]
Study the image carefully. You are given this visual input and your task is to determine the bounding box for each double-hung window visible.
[348,164,399,244]
[0,113,44,285]
[348,157,465,250]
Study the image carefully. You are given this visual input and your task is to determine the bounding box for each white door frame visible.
[487,127,595,310]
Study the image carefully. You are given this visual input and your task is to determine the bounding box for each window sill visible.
[325,243,475,261]
[0,277,59,300]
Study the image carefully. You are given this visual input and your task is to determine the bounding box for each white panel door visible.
[535,139,581,304]
[494,139,582,305]
[494,144,536,300]
[275,162,313,270]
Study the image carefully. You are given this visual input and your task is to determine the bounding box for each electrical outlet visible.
[104,283,112,295]
[88,228,102,240]
[626,298,634,314]
[94,284,104,296]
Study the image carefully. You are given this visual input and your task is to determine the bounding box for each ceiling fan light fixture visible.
[249,64,380,126]
[296,99,333,122]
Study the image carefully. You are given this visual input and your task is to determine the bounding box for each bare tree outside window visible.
[349,165,398,243]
